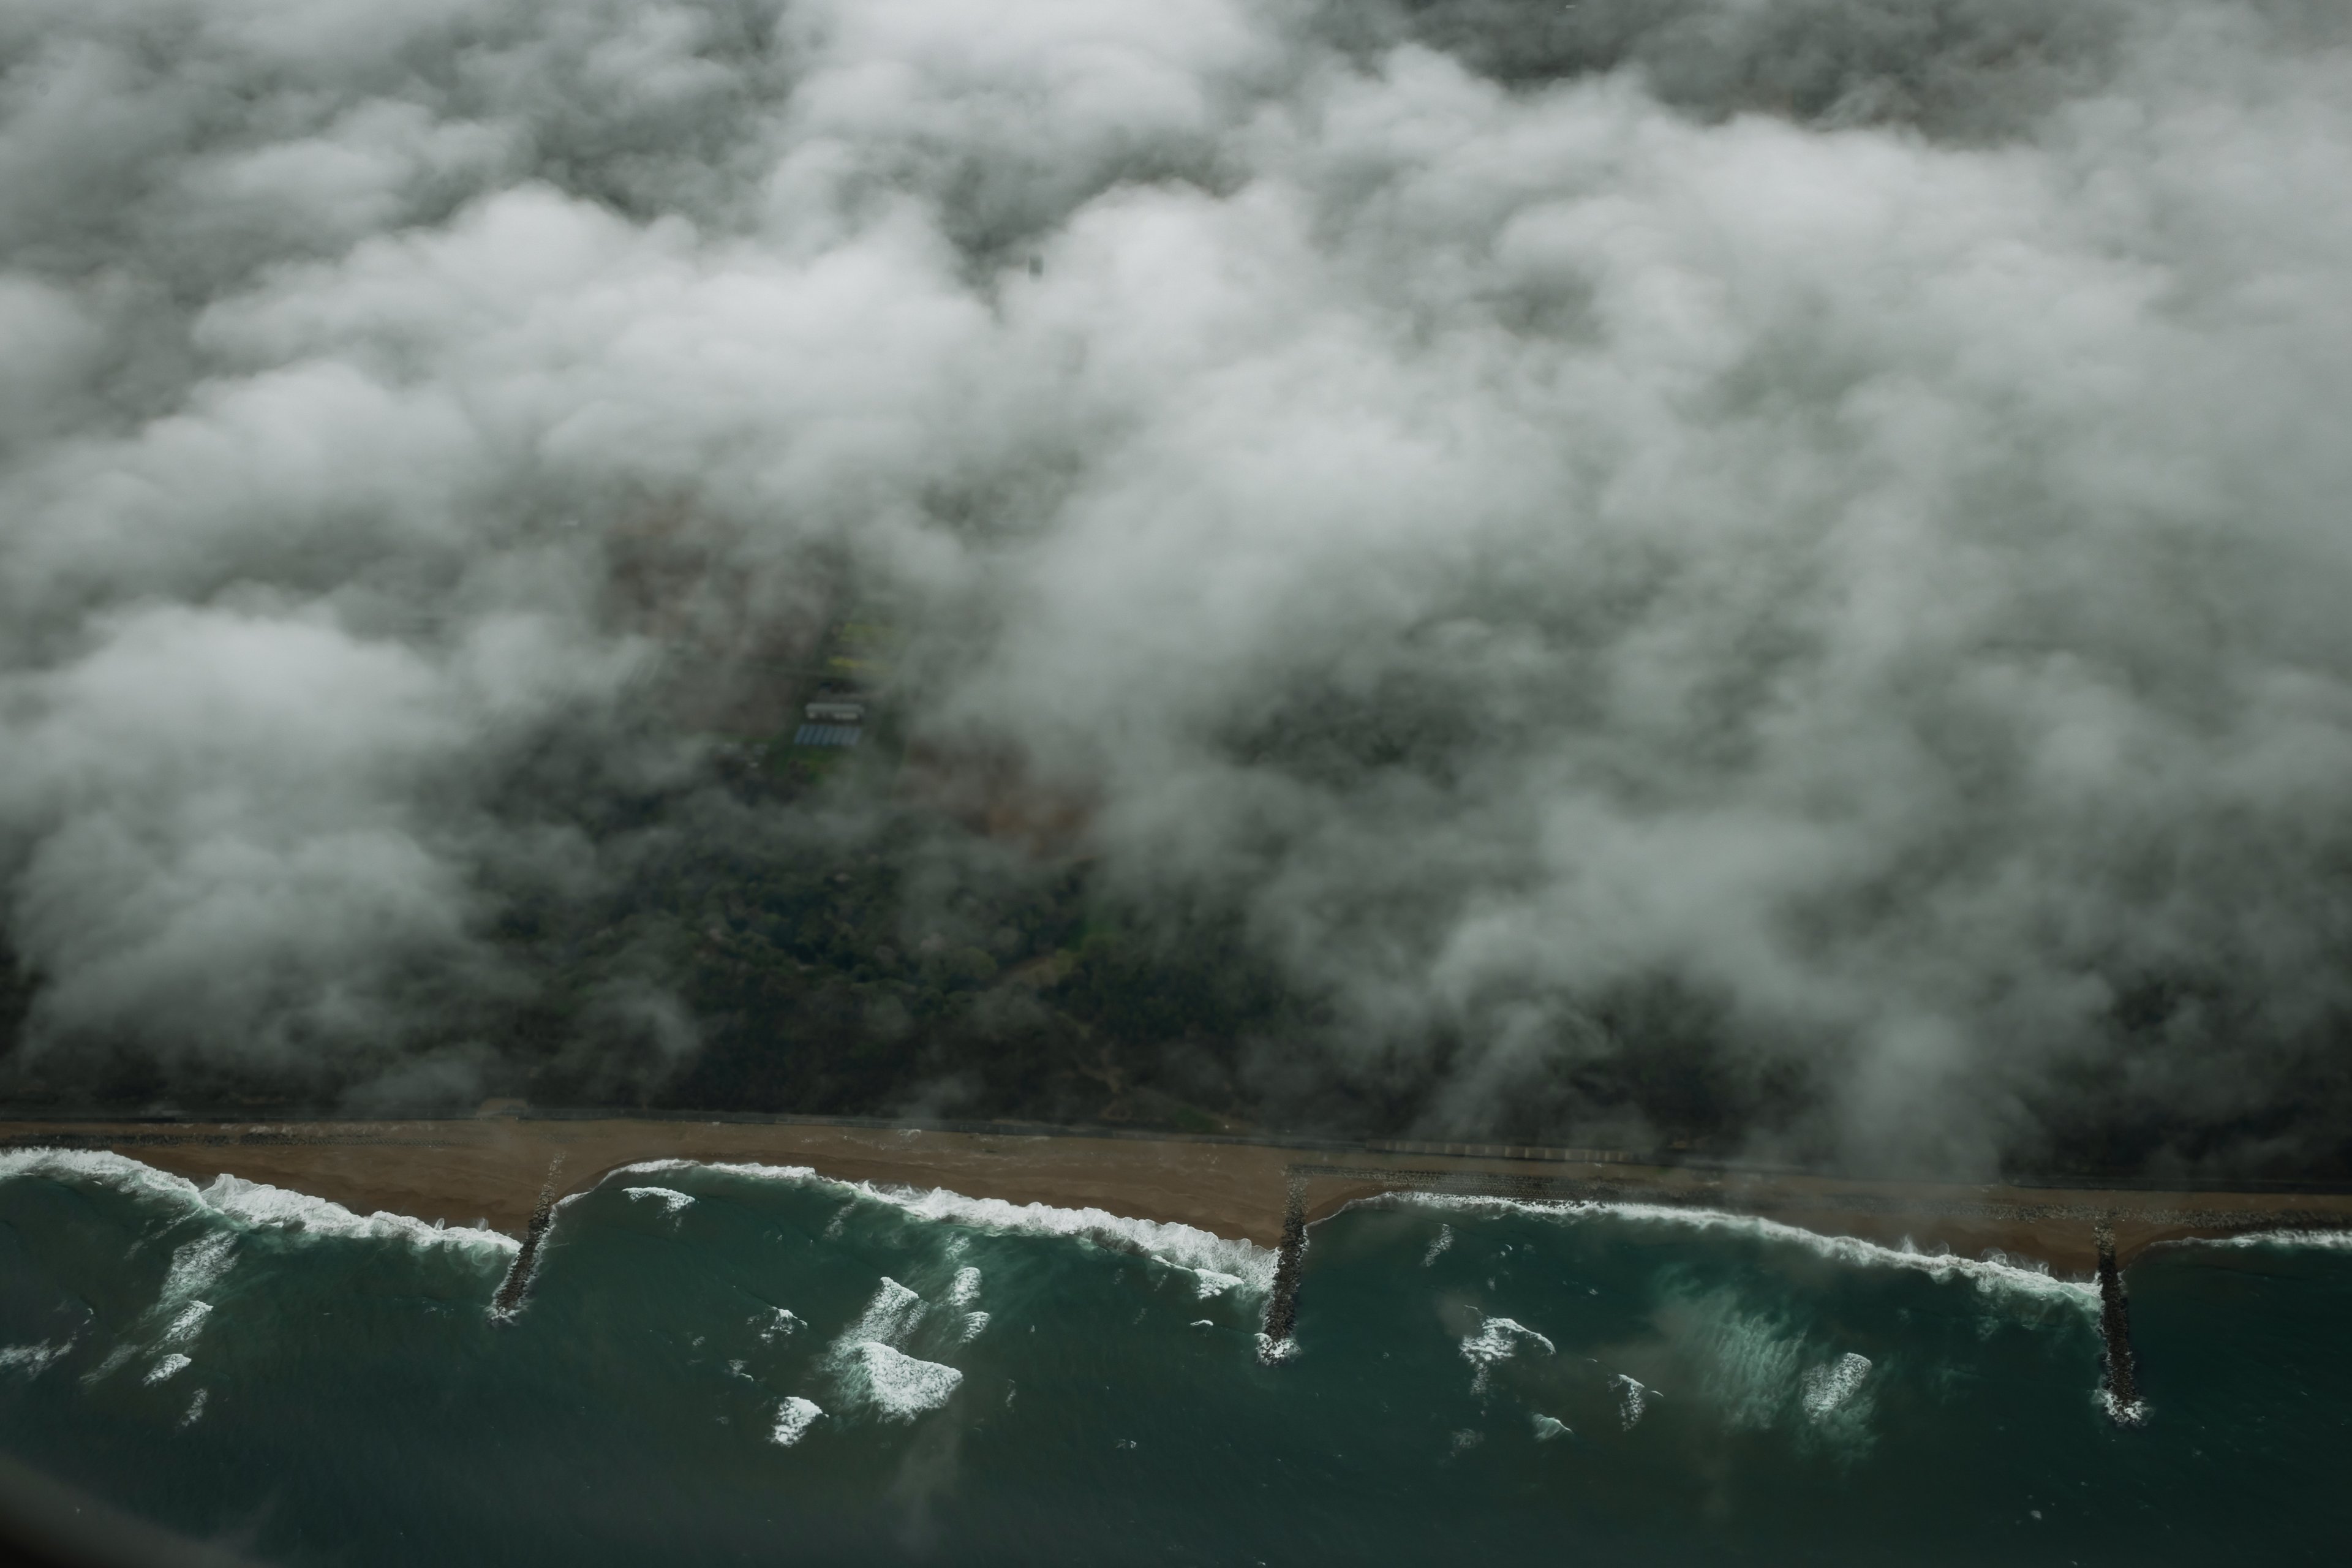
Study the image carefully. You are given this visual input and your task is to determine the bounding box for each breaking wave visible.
[0,1150,518,1258]
[814,1275,975,1423]
[611,1160,1275,1297]
[2173,1227,2352,1253]
[1378,1192,2098,1311]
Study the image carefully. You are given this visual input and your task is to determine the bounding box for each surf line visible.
[2094,1219,2147,1427]
[490,1153,567,1322]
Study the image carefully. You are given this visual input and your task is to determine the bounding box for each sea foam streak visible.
[611,1160,1276,1296]
[0,1341,71,1378]
[1379,1193,2099,1310]
[160,1233,236,1305]
[160,1302,212,1346]
[1801,1353,1873,1419]
[0,1150,518,1257]
[947,1266,982,1308]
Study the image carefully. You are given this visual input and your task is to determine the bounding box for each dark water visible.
[2,1150,2347,1564]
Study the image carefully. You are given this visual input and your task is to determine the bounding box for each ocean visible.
[1,1149,2346,1564]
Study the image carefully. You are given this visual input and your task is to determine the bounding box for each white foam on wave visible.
[202,1174,518,1255]
[816,1276,974,1419]
[143,1353,192,1385]
[1,1148,206,1210]
[161,1234,237,1303]
[842,1278,927,1346]
[2177,1227,2352,1253]
[1385,1193,2098,1311]
[840,1341,963,1420]
[0,1149,519,1259]
[614,1159,1276,1297]
[1158,1258,1244,1299]
[160,1302,211,1348]
[180,1389,208,1428]
[770,1396,824,1447]
[1254,1332,1298,1365]
[2097,1388,2151,1427]
[756,1307,805,1342]
[1193,1267,1244,1299]
[828,1181,1278,1297]
[1531,1413,1572,1442]
[624,1186,695,1216]
[948,1265,982,1308]
[943,1266,991,1341]
[1611,1373,1653,1430]
[1460,1315,1555,1392]
[1801,1352,1872,1419]
[1422,1225,1453,1266]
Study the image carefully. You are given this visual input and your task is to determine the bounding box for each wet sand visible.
[5,1115,2349,1276]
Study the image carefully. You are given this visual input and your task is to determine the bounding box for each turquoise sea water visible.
[2,1150,2348,1564]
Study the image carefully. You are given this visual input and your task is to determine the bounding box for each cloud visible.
[1,0,2348,1164]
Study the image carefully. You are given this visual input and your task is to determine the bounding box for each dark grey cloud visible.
[1,0,2348,1168]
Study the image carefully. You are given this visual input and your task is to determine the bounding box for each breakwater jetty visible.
[1259,1172,1309,1352]
[489,1154,565,1321]
[2094,1221,2146,1426]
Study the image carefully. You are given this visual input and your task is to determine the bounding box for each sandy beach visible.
[6,1115,2349,1277]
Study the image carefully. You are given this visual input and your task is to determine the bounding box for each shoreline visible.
[6,1115,2351,1278]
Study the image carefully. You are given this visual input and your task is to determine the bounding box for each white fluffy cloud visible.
[2,0,2348,1157]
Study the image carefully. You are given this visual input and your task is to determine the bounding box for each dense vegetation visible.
[4,676,2348,1181]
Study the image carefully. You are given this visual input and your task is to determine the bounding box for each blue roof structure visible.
[792,723,862,748]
